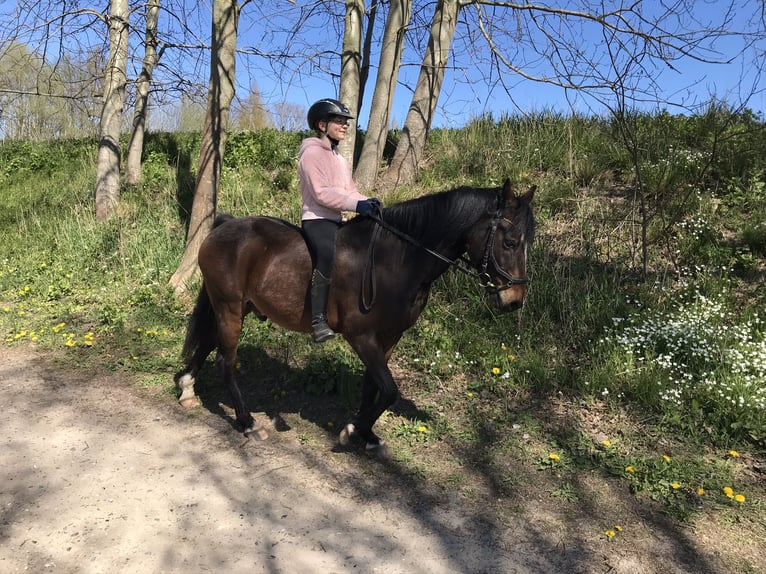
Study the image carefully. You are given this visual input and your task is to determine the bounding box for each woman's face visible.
[320,115,349,141]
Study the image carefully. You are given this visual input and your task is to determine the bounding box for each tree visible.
[95,0,129,220]
[353,0,412,191]
[338,0,365,162]
[384,0,461,189]
[170,0,243,293]
[272,101,305,131]
[232,83,271,130]
[126,0,161,186]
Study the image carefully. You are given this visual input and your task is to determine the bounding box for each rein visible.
[360,197,528,312]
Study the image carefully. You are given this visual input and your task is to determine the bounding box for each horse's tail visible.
[181,215,233,367]
[182,283,217,366]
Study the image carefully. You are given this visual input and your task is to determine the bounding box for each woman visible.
[299,98,380,343]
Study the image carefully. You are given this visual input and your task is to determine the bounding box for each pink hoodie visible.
[298,137,367,222]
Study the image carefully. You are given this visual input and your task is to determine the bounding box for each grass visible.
[1,114,765,556]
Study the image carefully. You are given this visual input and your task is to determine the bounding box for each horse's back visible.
[200,215,306,265]
[199,215,313,329]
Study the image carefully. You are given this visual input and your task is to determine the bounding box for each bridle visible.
[361,193,529,311]
[477,200,530,292]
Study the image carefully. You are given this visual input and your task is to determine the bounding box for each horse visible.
[178,179,535,453]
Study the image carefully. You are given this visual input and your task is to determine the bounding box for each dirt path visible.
[0,348,759,574]
[0,348,545,574]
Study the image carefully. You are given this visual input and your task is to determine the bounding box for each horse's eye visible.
[503,236,517,249]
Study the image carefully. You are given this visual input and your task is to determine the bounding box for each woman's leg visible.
[302,219,340,343]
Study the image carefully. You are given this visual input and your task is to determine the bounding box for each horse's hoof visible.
[179,396,201,409]
[339,423,356,446]
[245,426,269,441]
[367,441,391,461]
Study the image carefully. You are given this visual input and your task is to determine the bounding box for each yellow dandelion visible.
[625,465,635,473]
[417,425,428,434]
[602,439,611,447]
[2,306,9,313]
[723,486,734,498]
[734,494,745,503]
[671,482,681,490]
[662,455,671,463]
[615,525,623,532]
[84,340,93,347]
[697,488,705,496]
[605,530,616,539]
[501,343,507,351]
[466,391,474,398]
[548,453,560,461]
[492,367,501,375]
[728,450,740,458]
[65,339,76,348]
[507,354,516,361]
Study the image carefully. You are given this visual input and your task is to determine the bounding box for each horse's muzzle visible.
[494,286,526,312]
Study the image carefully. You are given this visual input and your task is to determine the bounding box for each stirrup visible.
[311,316,335,343]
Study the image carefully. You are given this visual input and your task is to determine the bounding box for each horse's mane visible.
[375,186,498,247]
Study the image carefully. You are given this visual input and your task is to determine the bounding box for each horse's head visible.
[468,179,536,312]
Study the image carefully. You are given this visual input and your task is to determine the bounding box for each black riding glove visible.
[356,198,381,217]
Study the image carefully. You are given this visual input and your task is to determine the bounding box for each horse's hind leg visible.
[216,306,257,433]
[177,338,216,408]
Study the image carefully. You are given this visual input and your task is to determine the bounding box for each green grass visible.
[1,113,765,532]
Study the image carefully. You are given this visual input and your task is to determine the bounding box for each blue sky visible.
[226,1,765,129]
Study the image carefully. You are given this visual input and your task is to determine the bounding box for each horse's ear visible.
[502,178,515,201]
[523,185,536,203]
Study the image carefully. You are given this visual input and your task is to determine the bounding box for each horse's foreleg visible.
[341,364,398,453]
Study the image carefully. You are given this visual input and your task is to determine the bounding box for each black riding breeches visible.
[302,218,340,278]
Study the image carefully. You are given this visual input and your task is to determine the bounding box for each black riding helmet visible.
[307,98,354,131]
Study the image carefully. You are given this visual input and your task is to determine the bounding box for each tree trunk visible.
[353,0,412,191]
[125,0,161,186]
[170,0,239,294]
[384,0,460,190]
[338,0,364,165]
[94,0,129,220]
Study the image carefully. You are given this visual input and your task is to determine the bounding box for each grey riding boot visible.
[310,269,335,343]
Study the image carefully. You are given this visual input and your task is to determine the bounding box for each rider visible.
[299,98,381,343]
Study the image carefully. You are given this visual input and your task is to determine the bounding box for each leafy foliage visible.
[0,109,764,528]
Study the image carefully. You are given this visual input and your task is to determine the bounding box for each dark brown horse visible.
[178,179,535,453]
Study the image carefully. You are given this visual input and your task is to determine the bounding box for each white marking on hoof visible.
[179,396,201,409]
[367,441,391,461]
[177,373,198,407]
[245,426,269,441]
[339,423,356,446]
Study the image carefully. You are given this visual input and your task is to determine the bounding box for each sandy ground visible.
[0,348,557,574]
[1,347,760,574]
